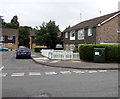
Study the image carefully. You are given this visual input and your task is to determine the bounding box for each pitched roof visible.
[64,11,120,32]
[0,28,19,37]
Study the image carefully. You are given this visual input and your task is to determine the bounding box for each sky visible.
[0,0,119,31]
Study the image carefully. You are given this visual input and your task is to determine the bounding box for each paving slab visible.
[31,52,119,70]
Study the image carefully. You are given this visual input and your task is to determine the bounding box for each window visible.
[70,30,75,40]
[0,43,4,48]
[88,28,92,36]
[70,44,75,51]
[78,29,84,40]
[117,28,120,33]
[0,36,4,41]
[8,36,13,40]
[65,32,68,38]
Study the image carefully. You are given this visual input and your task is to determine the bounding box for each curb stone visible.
[31,57,119,70]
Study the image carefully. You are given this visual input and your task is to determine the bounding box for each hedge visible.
[34,48,47,52]
[79,44,120,63]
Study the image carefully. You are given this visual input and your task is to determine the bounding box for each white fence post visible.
[41,49,80,60]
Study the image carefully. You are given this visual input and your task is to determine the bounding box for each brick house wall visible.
[63,11,119,51]
[1,28,19,50]
[29,29,36,49]
[96,15,119,44]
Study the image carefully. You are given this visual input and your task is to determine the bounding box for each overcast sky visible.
[0,0,119,31]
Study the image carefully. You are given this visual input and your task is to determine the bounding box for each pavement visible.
[31,51,120,70]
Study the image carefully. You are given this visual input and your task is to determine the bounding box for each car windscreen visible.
[19,48,30,51]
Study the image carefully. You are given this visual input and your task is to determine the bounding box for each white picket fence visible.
[41,49,80,60]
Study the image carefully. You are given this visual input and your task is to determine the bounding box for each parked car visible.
[0,47,9,51]
[16,48,31,59]
[19,46,26,48]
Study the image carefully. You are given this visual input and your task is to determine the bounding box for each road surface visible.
[1,51,119,98]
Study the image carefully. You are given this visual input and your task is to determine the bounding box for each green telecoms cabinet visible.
[93,48,106,63]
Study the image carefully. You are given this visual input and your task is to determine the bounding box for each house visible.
[0,16,3,27]
[0,16,3,23]
[0,28,19,50]
[0,16,19,50]
[29,29,36,49]
[55,32,63,50]
[63,11,120,51]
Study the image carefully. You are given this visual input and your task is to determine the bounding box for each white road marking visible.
[98,70,107,72]
[60,71,72,74]
[31,55,36,56]
[73,70,85,73]
[0,73,7,77]
[87,71,97,73]
[0,66,4,71]
[33,58,46,62]
[0,70,111,78]
[50,60,60,63]
[45,72,57,75]
[34,57,49,60]
[11,73,25,77]
[29,72,41,76]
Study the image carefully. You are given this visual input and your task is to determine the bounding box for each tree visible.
[2,15,19,29]
[11,16,19,27]
[3,22,19,29]
[36,20,61,49]
[18,26,30,47]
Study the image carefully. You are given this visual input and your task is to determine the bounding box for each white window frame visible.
[8,36,13,40]
[65,32,68,38]
[78,29,85,40]
[0,43,4,48]
[70,30,75,40]
[88,28,92,36]
[70,44,75,51]
[0,36,4,41]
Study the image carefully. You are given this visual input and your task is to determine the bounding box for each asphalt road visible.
[1,51,119,98]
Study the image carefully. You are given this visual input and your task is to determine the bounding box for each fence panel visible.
[41,49,80,60]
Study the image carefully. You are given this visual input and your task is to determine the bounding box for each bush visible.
[34,48,41,52]
[73,47,79,52]
[79,44,120,63]
[34,47,47,52]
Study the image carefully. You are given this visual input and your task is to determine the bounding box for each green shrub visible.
[34,47,47,52]
[73,47,79,52]
[34,48,41,52]
[79,44,120,63]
